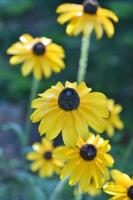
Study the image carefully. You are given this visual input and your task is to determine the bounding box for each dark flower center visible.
[83,0,99,14]
[128,185,133,200]
[43,151,52,160]
[58,88,80,111]
[80,144,97,161]
[33,42,45,55]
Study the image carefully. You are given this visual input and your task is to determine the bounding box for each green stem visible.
[49,178,68,200]
[24,78,39,145]
[74,187,82,200]
[121,137,133,169]
[77,34,91,83]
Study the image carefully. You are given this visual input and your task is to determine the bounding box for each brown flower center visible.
[43,151,52,160]
[80,144,97,161]
[83,0,99,14]
[58,88,80,111]
[33,42,46,55]
[128,185,133,200]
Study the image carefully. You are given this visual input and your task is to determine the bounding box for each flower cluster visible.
[7,0,129,199]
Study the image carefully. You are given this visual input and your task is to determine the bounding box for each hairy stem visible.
[77,34,91,83]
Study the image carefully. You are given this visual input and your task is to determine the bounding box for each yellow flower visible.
[53,134,114,191]
[105,99,124,137]
[26,138,63,177]
[7,34,65,80]
[103,169,133,200]
[30,81,109,147]
[56,0,118,38]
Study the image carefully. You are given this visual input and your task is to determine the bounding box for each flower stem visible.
[121,137,133,169]
[77,34,91,83]
[74,187,82,200]
[24,78,39,145]
[49,178,68,200]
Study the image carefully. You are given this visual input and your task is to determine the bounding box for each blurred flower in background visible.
[105,99,124,137]
[7,34,65,80]
[26,137,64,177]
[56,0,118,38]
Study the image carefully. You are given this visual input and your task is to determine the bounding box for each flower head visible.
[105,99,124,137]
[56,0,118,38]
[7,34,65,80]
[30,81,109,147]
[26,138,63,177]
[53,134,114,191]
[103,170,133,200]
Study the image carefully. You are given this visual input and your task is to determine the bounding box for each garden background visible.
[0,0,133,199]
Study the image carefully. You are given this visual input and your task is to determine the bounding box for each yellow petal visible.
[26,152,41,160]
[53,146,78,160]
[41,137,53,150]
[111,170,133,188]
[101,18,115,38]
[19,34,33,43]
[60,158,79,179]
[57,11,81,24]
[46,111,65,140]
[98,8,119,22]
[47,43,65,58]
[9,55,27,65]
[62,112,78,147]
[56,4,82,13]
[94,23,103,39]
[72,110,89,140]
[107,125,115,137]
[33,66,42,80]
[30,160,44,172]
[45,53,65,69]
[77,82,92,97]
[69,160,84,185]
[41,61,52,78]
[65,81,77,89]
[21,60,33,76]
[7,42,26,54]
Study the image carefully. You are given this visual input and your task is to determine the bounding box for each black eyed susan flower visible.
[7,34,65,80]
[103,170,133,200]
[26,138,63,177]
[30,81,109,147]
[53,134,114,191]
[105,99,124,137]
[56,0,118,38]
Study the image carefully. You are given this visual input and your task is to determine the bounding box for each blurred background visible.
[0,0,133,199]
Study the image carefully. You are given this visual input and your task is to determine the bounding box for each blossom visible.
[26,138,63,177]
[7,34,65,80]
[30,81,109,147]
[103,169,133,200]
[53,134,114,191]
[56,0,118,38]
[105,99,124,137]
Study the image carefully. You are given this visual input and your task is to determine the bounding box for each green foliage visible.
[0,0,34,17]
